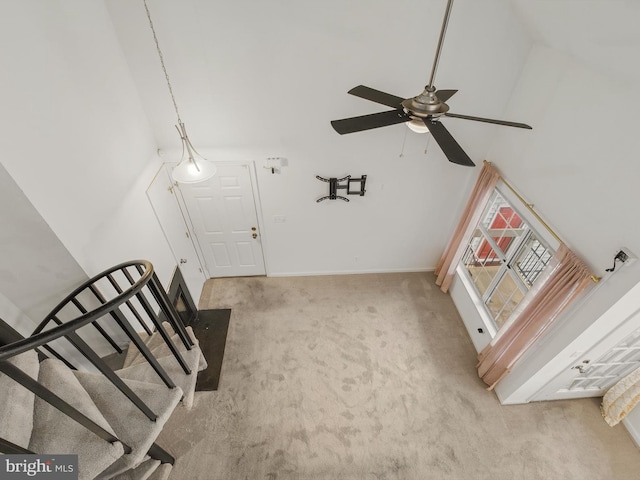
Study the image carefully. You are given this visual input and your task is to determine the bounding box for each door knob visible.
[252,233,258,239]
[180,258,187,264]
[571,359,590,374]
[251,227,257,231]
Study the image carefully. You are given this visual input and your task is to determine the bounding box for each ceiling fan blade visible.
[347,85,406,109]
[423,119,475,166]
[445,112,532,129]
[331,110,410,135]
[435,89,457,102]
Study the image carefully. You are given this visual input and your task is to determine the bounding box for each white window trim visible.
[456,263,500,338]
[457,181,560,338]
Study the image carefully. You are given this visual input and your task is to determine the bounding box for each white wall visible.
[0,163,88,331]
[0,1,175,288]
[489,45,640,276]
[482,44,640,403]
[443,39,640,437]
[0,291,37,338]
[81,157,177,287]
[254,141,478,276]
[450,43,640,395]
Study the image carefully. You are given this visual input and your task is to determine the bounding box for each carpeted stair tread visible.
[147,463,172,480]
[128,332,207,374]
[29,359,125,480]
[122,323,181,369]
[121,332,151,369]
[0,350,39,449]
[73,370,182,479]
[116,346,204,410]
[123,325,205,371]
[111,458,161,480]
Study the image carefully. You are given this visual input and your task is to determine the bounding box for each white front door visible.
[177,163,266,278]
[146,166,208,302]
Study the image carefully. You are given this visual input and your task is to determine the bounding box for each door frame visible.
[146,164,209,297]
[170,159,270,278]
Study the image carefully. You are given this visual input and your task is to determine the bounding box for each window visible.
[461,189,553,331]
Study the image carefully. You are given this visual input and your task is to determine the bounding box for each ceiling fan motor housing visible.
[402,86,449,119]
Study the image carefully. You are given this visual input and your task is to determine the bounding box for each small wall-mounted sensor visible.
[264,157,288,174]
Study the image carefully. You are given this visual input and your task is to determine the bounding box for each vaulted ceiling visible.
[104,0,639,162]
[510,0,640,83]
[105,0,532,162]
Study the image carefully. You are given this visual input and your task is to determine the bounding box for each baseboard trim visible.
[268,267,435,277]
[622,416,640,448]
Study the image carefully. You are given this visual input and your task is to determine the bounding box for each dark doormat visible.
[190,308,231,391]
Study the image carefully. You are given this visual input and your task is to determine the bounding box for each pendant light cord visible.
[142,0,217,183]
[143,0,182,124]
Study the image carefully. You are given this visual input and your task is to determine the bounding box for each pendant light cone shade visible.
[171,122,217,184]
[406,119,431,134]
[172,158,217,183]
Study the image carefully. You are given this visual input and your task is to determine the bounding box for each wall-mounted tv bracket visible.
[316,175,367,203]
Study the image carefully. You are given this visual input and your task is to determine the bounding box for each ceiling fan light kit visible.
[144,0,217,184]
[330,0,532,167]
[406,118,431,134]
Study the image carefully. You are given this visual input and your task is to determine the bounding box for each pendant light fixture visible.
[143,0,216,183]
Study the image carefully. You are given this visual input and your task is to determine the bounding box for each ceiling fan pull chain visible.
[424,134,432,155]
[399,128,408,158]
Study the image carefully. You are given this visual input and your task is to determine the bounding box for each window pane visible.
[479,190,526,257]
[462,230,503,297]
[485,272,526,329]
[459,187,556,335]
[512,234,553,287]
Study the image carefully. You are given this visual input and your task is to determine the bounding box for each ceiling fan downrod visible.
[403,0,455,119]
[427,0,455,89]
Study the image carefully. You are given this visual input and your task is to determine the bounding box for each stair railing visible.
[0,260,196,462]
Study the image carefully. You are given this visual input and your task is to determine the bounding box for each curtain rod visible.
[485,161,601,283]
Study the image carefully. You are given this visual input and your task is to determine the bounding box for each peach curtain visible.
[477,243,593,390]
[435,161,500,293]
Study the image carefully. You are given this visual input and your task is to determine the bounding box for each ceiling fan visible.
[330,0,532,167]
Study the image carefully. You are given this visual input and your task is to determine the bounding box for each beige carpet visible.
[156,272,640,479]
